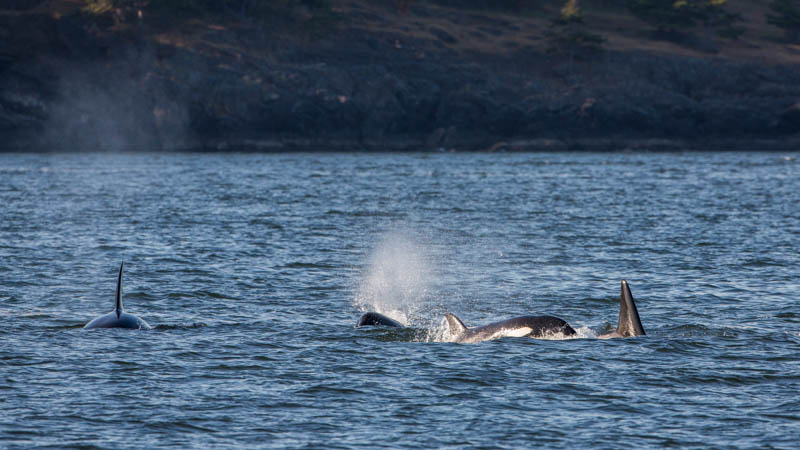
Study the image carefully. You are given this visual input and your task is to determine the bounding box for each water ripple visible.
[1,152,799,448]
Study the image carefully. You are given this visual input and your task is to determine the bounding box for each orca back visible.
[356,312,404,328]
[84,311,150,329]
[513,315,577,337]
[84,262,151,330]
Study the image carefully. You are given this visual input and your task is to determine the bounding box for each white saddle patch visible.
[498,327,533,338]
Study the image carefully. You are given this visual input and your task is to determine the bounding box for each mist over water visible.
[41,48,188,151]
[353,230,436,326]
[1,152,799,448]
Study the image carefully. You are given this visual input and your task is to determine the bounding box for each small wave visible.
[125,291,157,301]
[153,257,192,265]
[283,262,336,269]
[148,421,216,433]
[197,290,235,300]
[94,244,126,251]
[352,210,405,218]
[449,207,477,213]
[48,323,87,330]
[295,384,365,396]
[354,325,419,340]
[741,257,784,267]
[665,324,739,338]
[582,296,617,305]
[206,364,268,371]
[247,218,283,229]
[152,323,208,331]
[0,167,32,174]
[18,312,52,319]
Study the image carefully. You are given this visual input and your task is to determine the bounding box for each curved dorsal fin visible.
[616,280,645,337]
[444,313,468,335]
[115,262,124,319]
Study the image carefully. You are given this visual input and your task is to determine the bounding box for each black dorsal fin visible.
[115,262,124,319]
[444,313,468,335]
[616,280,645,337]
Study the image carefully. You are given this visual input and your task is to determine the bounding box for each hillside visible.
[1,0,799,151]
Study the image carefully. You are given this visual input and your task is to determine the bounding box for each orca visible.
[355,312,404,328]
[84,262,152,330]
[597,279,645,339]
[443,313,576,343]
[443,280,645,343]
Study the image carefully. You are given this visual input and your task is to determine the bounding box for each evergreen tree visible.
[767,0,800,42]
[627,0,695,31]
[626,0,740,36]
[546,0,605,57]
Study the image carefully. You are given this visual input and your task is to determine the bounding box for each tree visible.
[544,0,604,83]
[767,0,800,42]
[627,0,695,31]
[83,0,146,25]
[546,0,605,51]
[546,0,605,58]
[81,0,336,26]
[626,0,741,37]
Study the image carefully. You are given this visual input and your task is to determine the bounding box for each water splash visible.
[353,230,436,327]
[572,325,598,339]
[414,315,454,343]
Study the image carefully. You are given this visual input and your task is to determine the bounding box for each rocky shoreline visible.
[1,5,799,152]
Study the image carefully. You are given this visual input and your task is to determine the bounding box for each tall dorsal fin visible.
[115,262,124,319]
[444,313,468,336]
[616,280,645,337]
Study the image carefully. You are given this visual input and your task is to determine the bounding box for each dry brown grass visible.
[11,0,800,64]
[341,0,800,64]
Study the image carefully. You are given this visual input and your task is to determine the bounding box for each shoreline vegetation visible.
[1,0,799,152]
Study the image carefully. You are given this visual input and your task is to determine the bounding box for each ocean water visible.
[1,151,798,448]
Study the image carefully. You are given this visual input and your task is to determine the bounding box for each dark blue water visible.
[1,152,799,448]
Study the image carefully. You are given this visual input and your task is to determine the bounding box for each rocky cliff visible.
[1,1,799,151]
